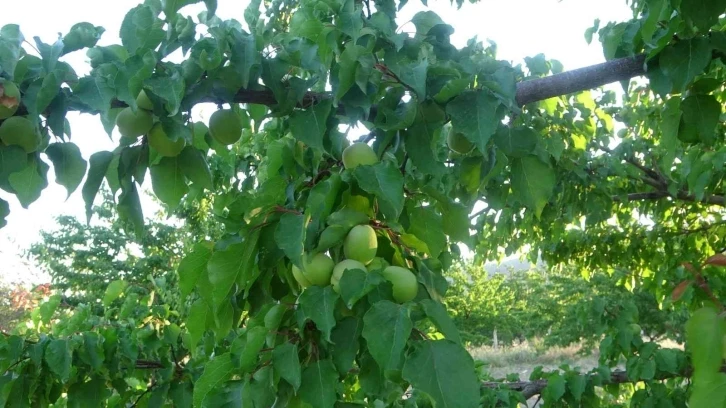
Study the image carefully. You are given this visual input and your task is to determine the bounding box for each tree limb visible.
[515,54,647,106]
[482,363,705,400]
[612,191,726,206]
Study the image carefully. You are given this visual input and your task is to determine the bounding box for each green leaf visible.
[289,100,332,150]
[299,359,338,408]
[232,326,267,373]
[446,90,504,153]
[493,126,539,158]
[337,45,370,101]
[120,5,165,55]
[421,300,461,344]
[339,269,385,308]
[67,377,107,408]
[207,230,260,309]
[660,97,681,170]
[407,206,446,258]
[315,225,348,253]
[45,142,87,198]
[442,203,470,242]
[654,348,679,374]
[38,295,60,324]
[81,151,113,223]
[0,144,27,193]
[353,161,404,221]
[510,155,555,218]
[193,353,234,408]
[567,373,587,401]
[229,29,258,89]
[679,94,721,145]
[402,340,480,408]
[145,71,186,116]
[331,317,362,374]
[680,0,726,31]
[403,102,446,176]
[9,156,49,208]
[150,156,189,208]
[25,71,61,116]
[659,38,712,92]
[0,25,24,79]
[542,373,567,401]
[178,242,213,300]
[275,213,306,268]
[327,208,371,229]
[687,307,724,376]
[0,198,8,229]
[390,59,428,100]
[306,173,341,226]
[362,300,412,372]
[374,88,417,131]
[273,343,301,391]
[34,37,63,73]
[411,11,449,37]
[179,147,213,190]
[72,76,115,113]
[45,339,72,381]
[62,23,105,55]
[103,280,127,306]
[117,181,144,238]
[186,298,208,354]
[299,286,339,342]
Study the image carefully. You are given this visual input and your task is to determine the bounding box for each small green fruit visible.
[148,123,185,157]
[342,142,378,169]
[209,109,243,145]
[344,225,377,265]
[136,90,154,111]
[447,132,474,154]
[116,107,154,138]
[381,266,418,303]
[293,253,335,287]
[0,116,41,153]
[331,259,367,293]
[0,81,21,120]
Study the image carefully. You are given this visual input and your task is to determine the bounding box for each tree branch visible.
[483,363,708,400]
[612,191,726,206]
[12,53,652,120]
[515,54,647,106]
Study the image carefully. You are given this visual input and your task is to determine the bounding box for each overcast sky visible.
[0,0,632,282]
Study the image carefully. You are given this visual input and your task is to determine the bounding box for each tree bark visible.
[514,54,647,106]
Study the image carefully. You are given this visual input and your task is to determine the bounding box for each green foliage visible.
[0,0,725,405]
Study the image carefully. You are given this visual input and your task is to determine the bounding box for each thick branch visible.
[483,363,705,400]
[514,54,647,106]
[613,191,726,206]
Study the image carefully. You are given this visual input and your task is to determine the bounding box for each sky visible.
[0,0,633,283]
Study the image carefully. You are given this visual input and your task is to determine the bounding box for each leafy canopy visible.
[0,0,726,406]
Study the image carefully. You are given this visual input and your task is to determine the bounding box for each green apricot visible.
[209,109,243,145]
[331,259,367,293]
[381,266,418,303]
[293,253,335,287]
[344,224,377,265]
[447,131,474,154]
[116,107,154,138]
[148,123,185,157]
[342,142,378,169]
[0,116,41,153]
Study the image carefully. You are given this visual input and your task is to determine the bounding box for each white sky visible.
[0,0,632,282]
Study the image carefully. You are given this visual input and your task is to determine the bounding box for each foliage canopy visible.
[1,0,726,406]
